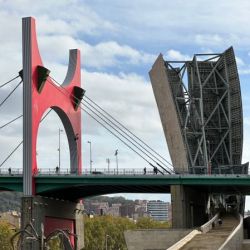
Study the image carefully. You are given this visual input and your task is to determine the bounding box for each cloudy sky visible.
[1,0,250,207]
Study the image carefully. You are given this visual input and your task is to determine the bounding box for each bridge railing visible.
[0,168,23,175]
[0,168,164,176]
[37,168,158,176]
[1,167,250,176]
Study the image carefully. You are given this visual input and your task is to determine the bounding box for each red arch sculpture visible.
[22,17,83,195]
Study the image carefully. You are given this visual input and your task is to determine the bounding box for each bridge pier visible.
[21,196,84,250]
[171,186,208,228]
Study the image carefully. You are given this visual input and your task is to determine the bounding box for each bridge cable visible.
[83,106,164,174]
[0,141,23,168]
[0,75,20,89]
[0,109,52,130]
[49,77,173,173]
[82,97,173,173]
[49,76,173,171]
[40,109,53,122]
[0,80,22,108]
[47,78,170,174]
[48,78,172,174]
[0,109,53,167]
[84,94,174,168]
[82,99,171,174]
[0,115,23,129]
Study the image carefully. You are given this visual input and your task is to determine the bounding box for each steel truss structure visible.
[150,47,248,174]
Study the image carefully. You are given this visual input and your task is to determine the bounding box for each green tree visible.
[136,217,170,229]
[83,215,171,250]
[84,215,136,250]
[0,221,16,250]
[46,237,61,250]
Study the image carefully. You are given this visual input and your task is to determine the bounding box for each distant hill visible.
[0,193,135,213]
[0,192,22,212]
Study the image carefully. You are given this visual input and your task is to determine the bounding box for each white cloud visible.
[39,35,155,70]
[83,70,163,138]
[236,56,245,67]
[0,1,117,36]
[194,34,224,47]
[165,49,191,61]
[82,41,155,68]
[235,56,250,75]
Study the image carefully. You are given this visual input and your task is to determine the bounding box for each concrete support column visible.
[75,203,85,249]
[171,185,208,228]
[21,196,84,250]
[21,196,43,249]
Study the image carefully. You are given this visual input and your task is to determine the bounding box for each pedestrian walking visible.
[218,218,222,226]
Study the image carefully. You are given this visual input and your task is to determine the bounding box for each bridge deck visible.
[2,174,250,200]
[180,214,238,250]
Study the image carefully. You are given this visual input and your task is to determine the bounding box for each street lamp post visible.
[87,141,92,173]
[105,234,111,250]
[115,149,118,174]
[106,158,110,173]
[58,129,63,170]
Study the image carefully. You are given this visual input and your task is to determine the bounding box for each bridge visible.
[0,16,249,249]
[2,172,250,199]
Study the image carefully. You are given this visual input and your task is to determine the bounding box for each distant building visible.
[108,203,121,217]
[91,202,109,215]
[120,203,135,218]
[147,200,170,221]
[83,198,172,221]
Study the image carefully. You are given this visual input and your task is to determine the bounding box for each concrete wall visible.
[171,185,208,228]
[124,229,191,250]
[149,54,189,174]
[242,240,250,250]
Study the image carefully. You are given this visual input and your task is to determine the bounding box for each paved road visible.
[180,214,238,250]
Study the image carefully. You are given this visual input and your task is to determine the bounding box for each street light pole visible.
[106,158,110,173]
[58,129,63,170]
[106,234,110,250]
[115,149,118,174]
[87,141,92,173]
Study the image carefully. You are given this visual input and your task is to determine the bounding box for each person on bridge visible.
[56,166,59,174]
[143,167,146,175]
[8,167,11,175]
[154,166,158,175]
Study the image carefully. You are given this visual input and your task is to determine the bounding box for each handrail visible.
[200,213,219,233]
[218,214,243,250]
[167,213,219,250]
[166,229,201,250]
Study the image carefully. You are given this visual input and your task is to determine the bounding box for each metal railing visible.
[0,167,250,177]
[0,168,164,176]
